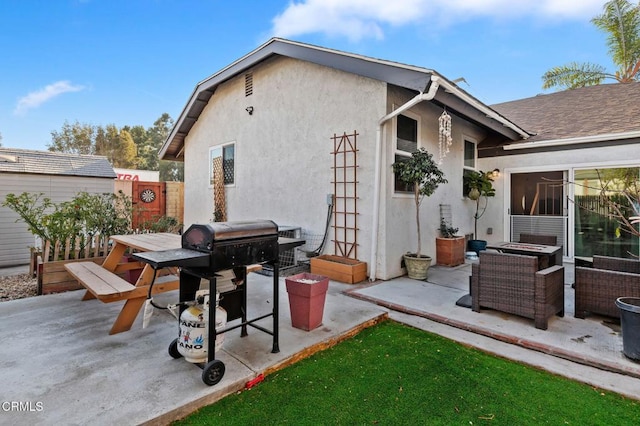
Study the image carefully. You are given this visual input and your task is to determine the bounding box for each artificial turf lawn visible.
[176,320,640,425]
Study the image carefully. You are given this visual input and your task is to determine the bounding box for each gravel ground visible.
[0,273,38,302]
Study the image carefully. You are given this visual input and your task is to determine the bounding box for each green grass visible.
[176,320,640,425]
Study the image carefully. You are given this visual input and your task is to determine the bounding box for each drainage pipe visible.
[368,76,440,281]
[436,78,530,140]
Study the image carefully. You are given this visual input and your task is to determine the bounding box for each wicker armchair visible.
[471,251,565,330]
[574,255,640,319]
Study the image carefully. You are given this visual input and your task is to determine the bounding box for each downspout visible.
[369,76,441,281]
[436,78,530,140]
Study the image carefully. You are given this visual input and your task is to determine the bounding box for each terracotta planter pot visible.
[436,237,465,267]
[285,273,329,331]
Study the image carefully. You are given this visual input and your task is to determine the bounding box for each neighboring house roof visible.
[0,148,116,178]
[492,82,640,148]
[160,37,529,161]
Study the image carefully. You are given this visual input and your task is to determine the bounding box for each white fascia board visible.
[503,131,640,150]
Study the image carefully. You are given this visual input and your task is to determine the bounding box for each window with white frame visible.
[462,138,477,196]
[463,139,477,170]
[209,143,235,186]
[394,113,419,193]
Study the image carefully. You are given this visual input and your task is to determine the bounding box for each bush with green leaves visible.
[3,191,133,246]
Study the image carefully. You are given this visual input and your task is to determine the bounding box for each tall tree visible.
[95,124,137,168]
[48,121,96,154]
[542,0,640,90]
[124,125,148,149]
[48,113,183,181]
[149,113,183,181]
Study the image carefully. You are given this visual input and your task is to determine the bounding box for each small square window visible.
[396,114,417,154]
[210,143,235,186]
[464,140,476,169]
[394,114,419,193]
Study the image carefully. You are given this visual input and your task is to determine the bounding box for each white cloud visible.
[271,0,606,41]
[14,80,86,115]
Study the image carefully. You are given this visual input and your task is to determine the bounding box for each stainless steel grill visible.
[134,220,303,386]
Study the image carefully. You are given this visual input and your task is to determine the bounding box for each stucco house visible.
[159,37,640,281]
[0,148,116,267]
[159,37,533,281]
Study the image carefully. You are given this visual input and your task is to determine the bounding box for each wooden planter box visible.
[310,255,367,284]
[436,237,465,267]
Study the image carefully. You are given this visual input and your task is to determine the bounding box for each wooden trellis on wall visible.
[213,156,227,222]
[331,131,360,259]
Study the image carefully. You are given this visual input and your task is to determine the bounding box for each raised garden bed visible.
[309,255,367,284]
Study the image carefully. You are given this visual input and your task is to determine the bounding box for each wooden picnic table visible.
[65,233,181,335]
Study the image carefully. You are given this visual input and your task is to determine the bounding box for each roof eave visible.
[160,38,439,161]
[159,37,530,160]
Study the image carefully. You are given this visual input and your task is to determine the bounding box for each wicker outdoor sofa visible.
[471,251,565,330]
[574,255,640,319]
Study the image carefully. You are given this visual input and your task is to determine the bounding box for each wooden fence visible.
[41,233,111,263]
[36,233,112,295]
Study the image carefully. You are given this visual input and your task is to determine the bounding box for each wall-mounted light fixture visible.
[491,168,500,178]
[245,106,254,115]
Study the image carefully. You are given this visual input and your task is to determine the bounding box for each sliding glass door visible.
[509,171,567,255]
[573,167,639,259]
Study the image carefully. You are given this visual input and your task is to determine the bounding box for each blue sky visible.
[1,0,614,151]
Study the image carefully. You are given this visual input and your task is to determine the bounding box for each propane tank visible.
[177,291,227,363]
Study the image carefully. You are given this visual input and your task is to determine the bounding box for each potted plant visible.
[463,170,495,254]
[436,219,465,267]
[392,148,447,279]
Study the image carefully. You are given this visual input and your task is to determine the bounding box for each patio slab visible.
[0,273,387,425]
[3,260,640,425]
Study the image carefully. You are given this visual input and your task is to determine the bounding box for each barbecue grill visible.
[133,220,304,386]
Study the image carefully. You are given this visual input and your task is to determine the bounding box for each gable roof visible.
[492,82,640,148]
[160,38,529,161]
[0,148,116,178]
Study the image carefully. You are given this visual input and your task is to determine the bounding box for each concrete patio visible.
[1,261,640,425]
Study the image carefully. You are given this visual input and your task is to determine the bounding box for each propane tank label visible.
[180,320,205,328]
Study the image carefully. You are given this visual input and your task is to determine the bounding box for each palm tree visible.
[542,0,640,90]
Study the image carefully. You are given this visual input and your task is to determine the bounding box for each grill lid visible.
[182,220,278,251]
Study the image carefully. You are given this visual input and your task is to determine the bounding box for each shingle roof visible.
[492,82,640,142]
[0,148,116,178]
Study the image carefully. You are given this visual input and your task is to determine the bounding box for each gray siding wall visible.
[0,173,114,268]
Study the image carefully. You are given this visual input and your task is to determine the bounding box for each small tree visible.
[463,171,496,239]
[392,148,447,258]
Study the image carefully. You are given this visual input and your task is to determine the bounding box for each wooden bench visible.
[65,261,179,334]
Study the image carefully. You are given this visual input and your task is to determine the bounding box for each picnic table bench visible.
[64,233,181,335]
[65,261,178,303]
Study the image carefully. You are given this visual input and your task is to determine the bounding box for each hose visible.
[301,201,333,258]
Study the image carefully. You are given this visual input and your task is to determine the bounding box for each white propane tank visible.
[177,291,227,363]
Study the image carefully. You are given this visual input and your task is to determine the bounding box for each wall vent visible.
[245,73,253,97]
